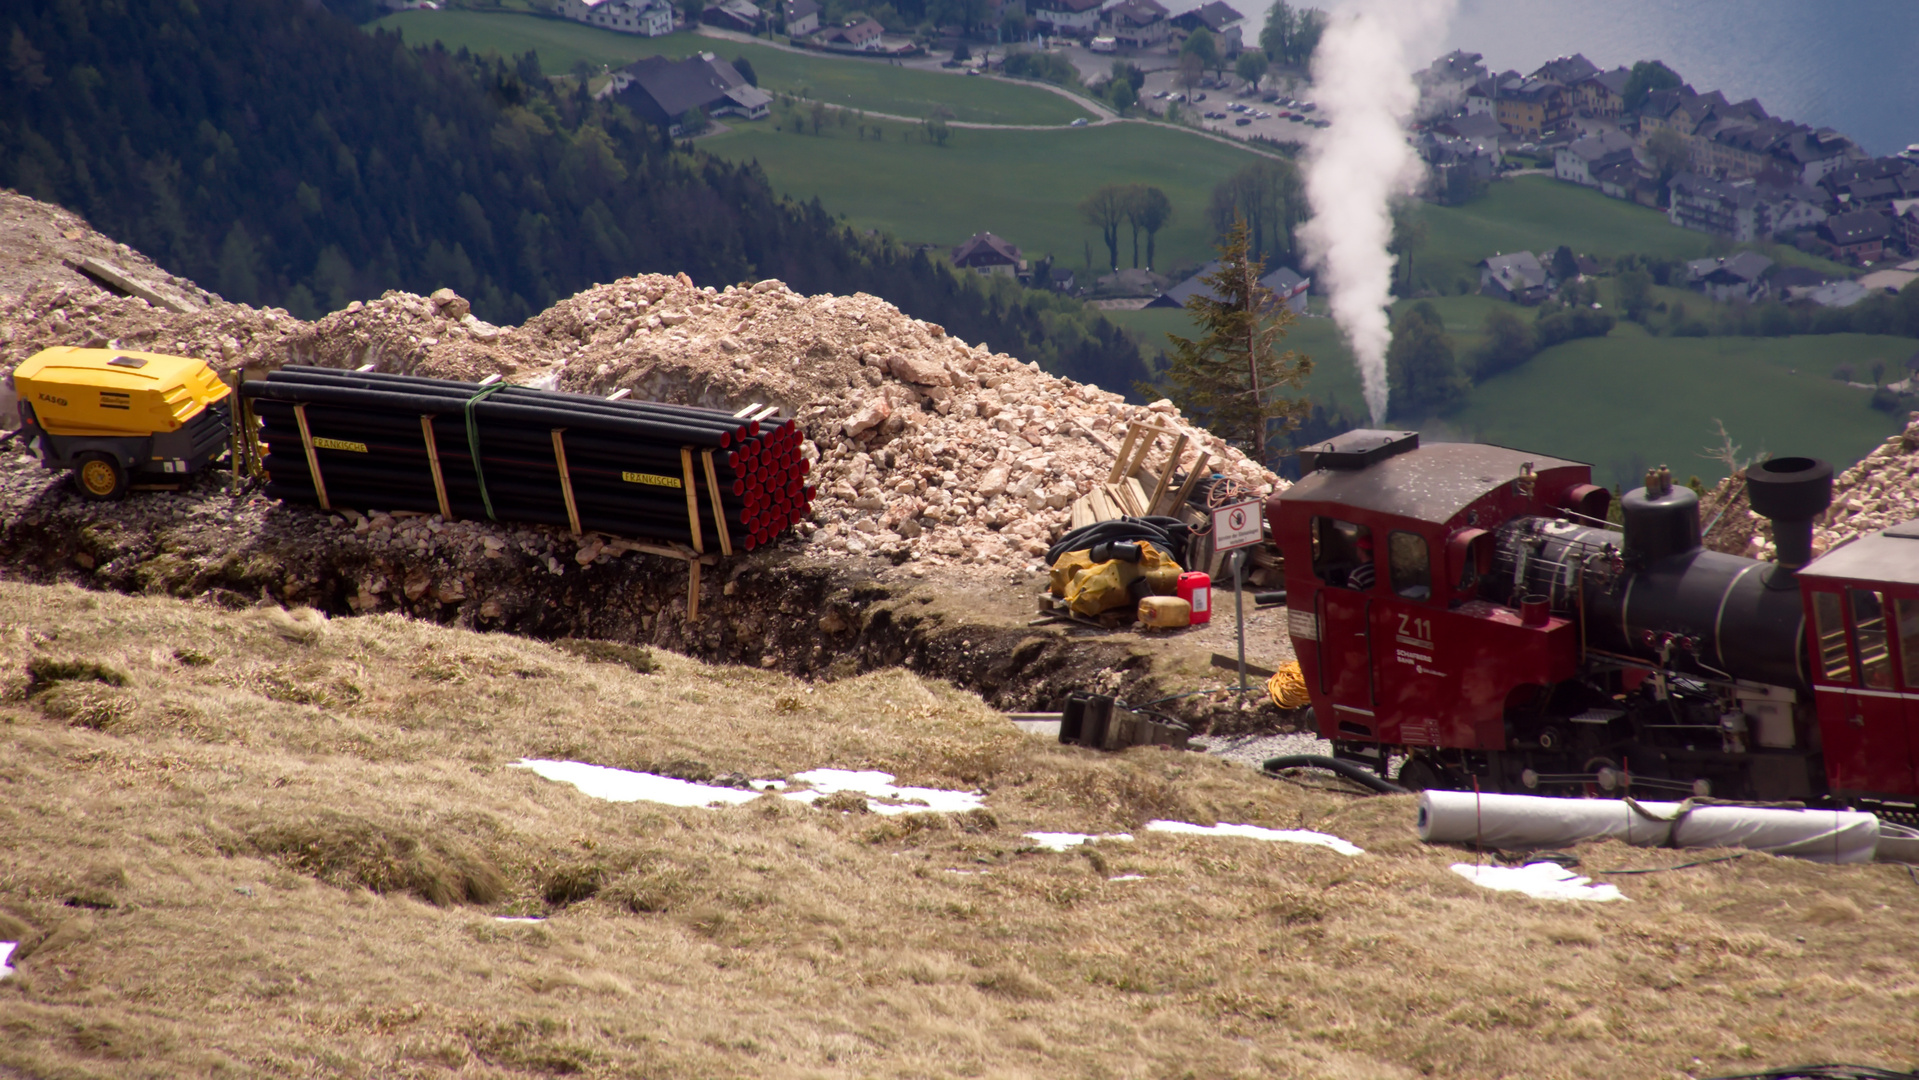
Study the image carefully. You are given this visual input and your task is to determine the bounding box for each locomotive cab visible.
[1797,525,1919,805]
[1272,432,1597,774]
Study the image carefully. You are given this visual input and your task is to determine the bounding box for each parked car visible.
[1235,117,1251,126]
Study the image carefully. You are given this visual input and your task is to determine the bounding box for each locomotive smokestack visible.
[1744,457,1834,574]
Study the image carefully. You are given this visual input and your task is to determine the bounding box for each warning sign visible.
[1212,500,1263,551]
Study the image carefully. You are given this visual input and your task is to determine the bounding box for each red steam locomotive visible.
[1269,429,1919,811]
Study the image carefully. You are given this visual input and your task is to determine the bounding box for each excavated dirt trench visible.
[0,448,1278,733]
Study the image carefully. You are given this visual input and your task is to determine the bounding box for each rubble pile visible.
[488,274,1286,566]
[0,191,1283,570]
[1711,417,1919,561]
[1811,418,1919,550]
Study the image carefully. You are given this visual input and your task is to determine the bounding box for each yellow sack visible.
[1064,558,1139,616]
[1268,660,1310,710]
[1049,549,1098,598]
[1051,541,1185,617]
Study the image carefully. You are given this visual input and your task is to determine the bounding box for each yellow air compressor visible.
[10,346,233,500]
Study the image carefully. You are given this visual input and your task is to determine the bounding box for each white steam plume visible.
[1299,0,1457,425]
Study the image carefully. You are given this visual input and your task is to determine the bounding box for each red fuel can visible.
[1176,572,1212,625]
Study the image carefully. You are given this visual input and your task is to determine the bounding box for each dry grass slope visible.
[2,581,1918,1077]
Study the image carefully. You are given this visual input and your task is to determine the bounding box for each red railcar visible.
[1269,429,1918,810]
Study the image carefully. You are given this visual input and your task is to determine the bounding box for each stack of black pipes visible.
[241,366,815,551]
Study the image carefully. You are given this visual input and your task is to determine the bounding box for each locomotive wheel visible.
[74,453,128,501]
[1398,756,1445,792]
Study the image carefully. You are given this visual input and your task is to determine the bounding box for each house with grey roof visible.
[782,0,820,35]
[1554,131,1635,188]
[1685,251,1773,303]
[1170,1,1245,54]
[1477,251,1549,304]
[610,53,772,136]
[1146,262,1311,313]
[561,0,673,36]
[1668,173,1763,242]
[701,0,764,33]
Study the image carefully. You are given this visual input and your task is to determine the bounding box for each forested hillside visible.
[0,0,1147,391]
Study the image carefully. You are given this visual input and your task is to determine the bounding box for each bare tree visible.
[1079,184,1129,271]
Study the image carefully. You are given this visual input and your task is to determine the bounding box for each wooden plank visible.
[1147,433,1187,515]
[1106,482,1139,518]
[1106,423,1142,485]
[1209,652,1278,680]
[551,428,583,536]
[292,404,331,512]
[686,559,701,621]
[1166,451,1210,517]
[421,415,453,521]
[1069,497,1093,531]
[680,447,704,554]
[1125,477,1151,518]
[702,449,734,557]
[1120,423,1158,482]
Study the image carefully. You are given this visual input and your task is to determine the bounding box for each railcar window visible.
[1850,589,1893,689]
[1897,598,1919,689]
[1813,592,1852,684]
[1389,531,1430,600]
[1310,517,1374,589]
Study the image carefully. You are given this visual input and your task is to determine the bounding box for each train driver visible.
[1312,517,1376,591]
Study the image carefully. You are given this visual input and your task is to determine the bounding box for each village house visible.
[1419,49,1487,105]
[1530,54,1598,90]
[1029,0,1101,36]
[1104,0,1171,50]
[1463,75,1499,117]
[701,0,764,33]
[782,0,821,36]
[1477,251,1550,304]
[818,16,885,49]
[1897,200,1919,258]
[561,0,673,36]
[1170,1,1245,55]
[1494,76,1569,140]
[1767,265,1833,302]
[1148,262,1311,313]
[1668,173,1766,242]
[1685,251,1773,303]
[1554,130,1636,188]
[1820,209,1892,264]
[951,233,1027,280]
[1574,66,1631,117]
[610,53,772,136]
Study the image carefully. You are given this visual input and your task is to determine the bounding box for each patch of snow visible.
[494,916,546,923]
[785,768,985,815]
[944,868,993,875]
[1450,861,1627,903]
[1108,874,1147,881]
[513,759,762,807]
[0,942,13,980]
[515,761,983,816]
[1022,831,1135,851]
[1145,820,1364,856]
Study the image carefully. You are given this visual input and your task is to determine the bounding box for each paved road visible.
[691,26,1307,158]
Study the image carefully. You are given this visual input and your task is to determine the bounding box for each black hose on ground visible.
[1262,754,1411,795]
[1046,516,1193,567]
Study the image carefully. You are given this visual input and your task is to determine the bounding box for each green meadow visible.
[371,11,1089,125]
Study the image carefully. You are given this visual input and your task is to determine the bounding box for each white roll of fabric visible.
[1416,790,1879,864]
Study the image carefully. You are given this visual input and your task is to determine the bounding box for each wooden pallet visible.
[1067,419,1211,528]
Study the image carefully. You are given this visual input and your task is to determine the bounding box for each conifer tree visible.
[1155,220,1312,466]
